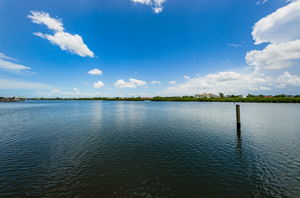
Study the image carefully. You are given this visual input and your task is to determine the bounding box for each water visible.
[0,100,299,198]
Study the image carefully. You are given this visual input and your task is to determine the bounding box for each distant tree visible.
[275,94,286,98]
[219,93,224,98]
[182,96,193,98]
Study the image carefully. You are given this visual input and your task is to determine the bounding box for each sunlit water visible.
[0,100,299,197]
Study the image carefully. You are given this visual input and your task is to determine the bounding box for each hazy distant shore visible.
[0,97,25,102]
[25,96,300,103]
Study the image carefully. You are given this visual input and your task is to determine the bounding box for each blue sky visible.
[1,0,300,97]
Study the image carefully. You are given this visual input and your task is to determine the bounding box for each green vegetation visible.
[3,95,299,103]
[26,94,300,103]
[151,96,300,103]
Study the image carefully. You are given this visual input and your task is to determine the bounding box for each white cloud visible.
[247,0,300,69]
[28,11,64,32]
[183,75,191,80]
[94,81,105,88]
[163,69,300,96]
[34,32,94,57]
[73,87,80,94]
[28,11,94,57]
[35,88,105,97]
[169,80,176,84]
[246,40,300,69]
[114,78,147,88]
[151,80,161,84]
[0,52,31,71]
[131,0,166,13]
[227,43,241,47]
[256,0,269,5]
[252,1,300,45]
[0,52,16,61]
[0,59,31,71]
[161,0,300,96]
[153,7,163,14]
[43,89,77,96]
[0,78,51,90]
[88,68,103,75]
[276,71,300,88]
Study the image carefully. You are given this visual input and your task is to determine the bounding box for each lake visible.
[0,100,299,197]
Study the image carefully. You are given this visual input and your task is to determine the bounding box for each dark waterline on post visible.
[236,104,241,136]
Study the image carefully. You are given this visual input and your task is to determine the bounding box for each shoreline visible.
[25,97,300,103]
[0,98,25,102]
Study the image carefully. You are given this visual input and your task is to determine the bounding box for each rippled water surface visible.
[0,100,300,197]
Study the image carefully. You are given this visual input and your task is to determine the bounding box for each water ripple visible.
[0,101,299,197]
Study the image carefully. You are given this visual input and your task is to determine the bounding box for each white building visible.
[195,93,220,99]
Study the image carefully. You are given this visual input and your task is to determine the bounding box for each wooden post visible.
[236,104,241,136]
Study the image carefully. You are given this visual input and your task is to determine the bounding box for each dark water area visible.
[0,100,299,198]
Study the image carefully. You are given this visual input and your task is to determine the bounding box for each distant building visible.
[0,97,25,102]
[141,97,153,100]
[195,93,220,99]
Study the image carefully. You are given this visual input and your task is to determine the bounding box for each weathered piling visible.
[236,104,241,136]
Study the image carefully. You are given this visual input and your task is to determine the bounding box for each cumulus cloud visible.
[164,69,300,96]
[164,1,300,96]
[169,80,176,84]
[246,0,300,69]
[0,78,51,90]
[131,0,166,13]
[114,78,147,88]
[252,0,300,45]
[34,32,94,57]
[94,81,105,88]
[88,68,103,75]
[276,71,300,88]
[0,52,31,71]
[246,40,300,69]
[151,80,161,84]
[28,11,94,57]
